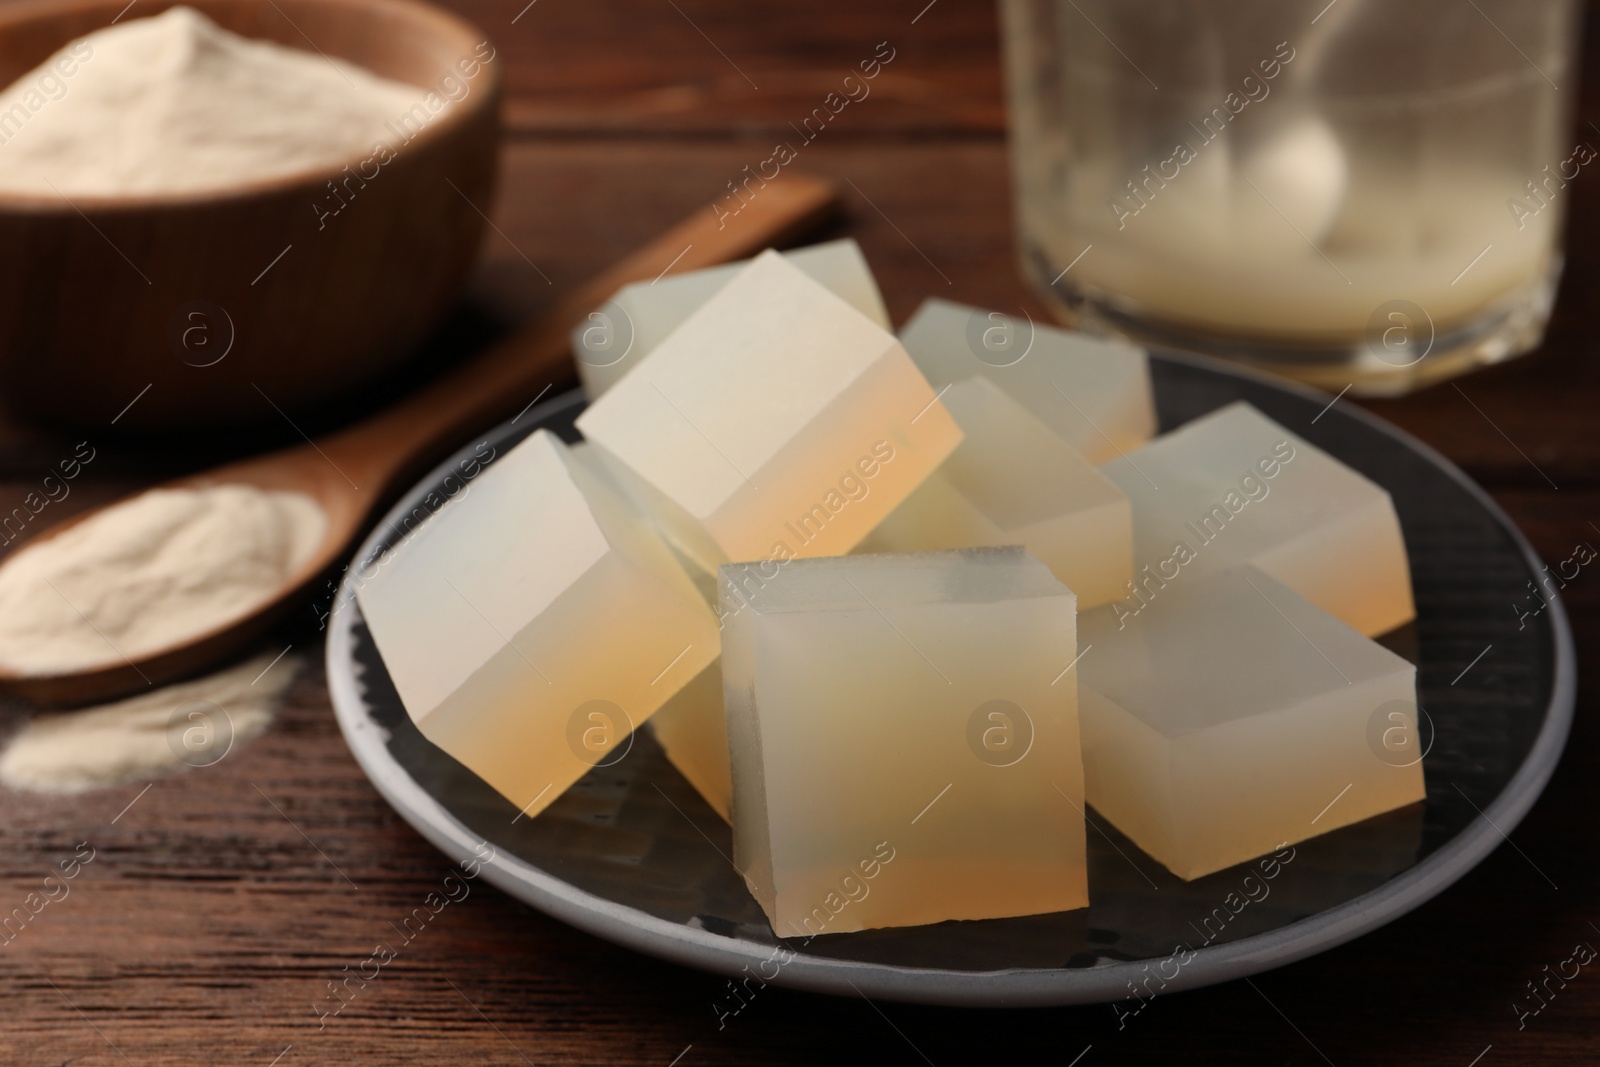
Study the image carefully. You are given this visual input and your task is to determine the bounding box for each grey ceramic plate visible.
[326,354,1575,1007]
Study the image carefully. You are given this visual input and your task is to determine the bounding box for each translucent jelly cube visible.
[857,471,1003,562]
[577,250,962,571]
[573,239,890,398]
[356,429,718,819]
[723,547,1087,935]
[649,660,732,820]
[859,376,1132,607]
[581,466,735,821]
[898,298,1155,464]
[1078,565,1423,881]
[1098,401,1414,637]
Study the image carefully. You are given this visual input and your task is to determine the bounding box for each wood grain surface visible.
[1,1,1598,1064]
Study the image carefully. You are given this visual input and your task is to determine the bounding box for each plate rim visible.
[326,355,1576,1008]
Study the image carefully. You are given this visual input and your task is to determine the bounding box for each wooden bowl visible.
[0,0,501,434]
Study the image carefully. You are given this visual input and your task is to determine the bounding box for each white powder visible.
[0,485,326,675]
[0,650,300,794]
[0,6,424,197]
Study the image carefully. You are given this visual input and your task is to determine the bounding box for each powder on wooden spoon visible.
[0,6,425,197]
[0,485,325,676]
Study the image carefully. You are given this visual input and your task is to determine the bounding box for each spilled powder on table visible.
[0,650,301,795]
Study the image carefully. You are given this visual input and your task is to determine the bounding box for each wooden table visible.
[3,2,1597,1063]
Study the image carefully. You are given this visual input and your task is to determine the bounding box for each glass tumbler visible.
[1001,0,1581,394]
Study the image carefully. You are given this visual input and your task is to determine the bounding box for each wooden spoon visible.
[0,172,841,708]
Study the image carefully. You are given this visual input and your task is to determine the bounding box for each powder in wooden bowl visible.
[0,5,425,197]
